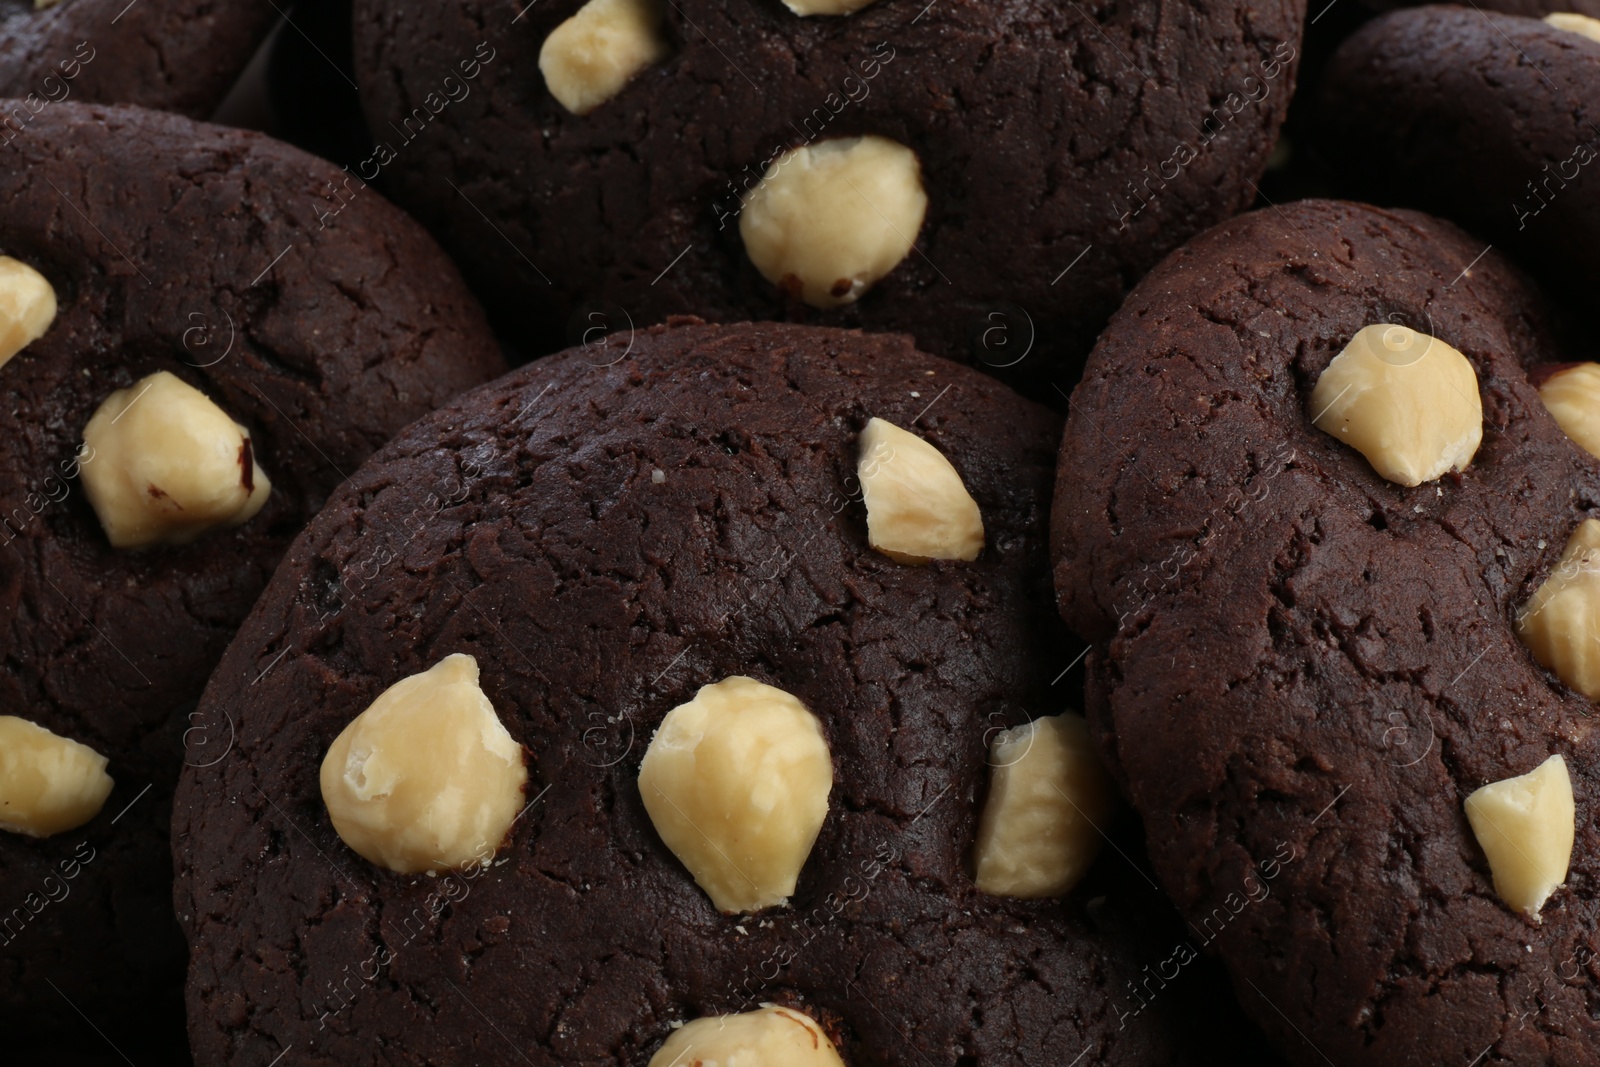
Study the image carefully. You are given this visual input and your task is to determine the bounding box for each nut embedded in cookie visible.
[740,136,928,309]
[1517,518,1600,699]
[0,255,56,370]
[0,715,113,838]
[320,654,529,874]
[1545,12,1600,43]
[1464,754,1574,920]
[858,416,983,564]
[1535,362,1600,459]
[79,370,272,550]
[539,0,672,115]
[638,676,832,913]
[973,713,1114,898]
[781,0,879,15]
[1309,324,1483,487]
[649,1005,845,1067]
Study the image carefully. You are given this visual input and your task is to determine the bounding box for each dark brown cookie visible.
[349,0,1304,395]
[0,101,505,1053]
[1318,5,1600,314]
[174,320,1279,1066]
[0,0,277,118]
[1054,198,1600,1065]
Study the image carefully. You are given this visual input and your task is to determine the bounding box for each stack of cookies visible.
[1,2,1597,1065]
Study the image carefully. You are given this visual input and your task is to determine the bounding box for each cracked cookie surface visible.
[0,100,505,1052]
[1053,199,1600,1066]
[0,0,276,118]
[176,320,1277,1066]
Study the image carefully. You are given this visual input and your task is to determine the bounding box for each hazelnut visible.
[1309,324,1483,487]
[539,0,671,116]
[1546,12,1600,43]
[79,371,271,550]
[781,0,878,14]
[973,714,1114,898]
[740,136,928,309]
[858,416,983,564]
[1464,754,1574,920]
[0,715,113,838]
[0,256,56,371]
[320,654,528,874]
[650,1006,845,1067]
[1517,518,1600,699]
[1536,362,1600,459]
[638,676,832,913]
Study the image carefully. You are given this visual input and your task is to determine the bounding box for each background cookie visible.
[1,0,276,118]
[349,0,1303,394]
[176,321,1279,1065]
[1318,5,1600,316]
[1053,199,1600,1065]
[0,101,505,1054]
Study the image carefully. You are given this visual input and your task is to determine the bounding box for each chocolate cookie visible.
[0,101,504,1053]
[349,0,1303,393]
[1318,5,1600,311]
[1053,198,1600,1065]
[1,0,277,119]
[174,320,1277,1065]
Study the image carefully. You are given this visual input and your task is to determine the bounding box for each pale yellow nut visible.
[858,416,983,564]
[1464,754,1575,920]
[1546,12,1600,43]
[638,676,832,913]
[1517,518,1600,699]
[79,371,271,550]
[0,716,113,838]
[539,0,671,115]
[1538,363,1600,459]
[973,713,1114,898]
[0,256,57,371]
[740,136,927,309]
[781,0,878,14]
[320,654,528,874]
[650,1005,845,1067]
[1309,324,1483,487]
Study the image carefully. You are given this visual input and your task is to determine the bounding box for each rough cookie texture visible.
[1054,199,1600,1065]
[0,102,504,1053]
[1319,6,1600,307]
[0,0,276,117]
[176,321,1278,1066]
[351,0,1302,392]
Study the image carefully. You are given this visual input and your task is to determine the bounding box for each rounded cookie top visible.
[1054,199,1600,1065]
[1318,5,1600,309]
[350,0,1302,391]
[0,100,504,1040]
[176,321,1263,1066]
[0,0,276,118]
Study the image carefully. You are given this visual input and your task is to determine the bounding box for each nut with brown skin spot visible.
[79,371,272,549]
[0,716,113,838]
[649,1006,845,1067]
[781,0,878,14]
[740,137,928,310]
